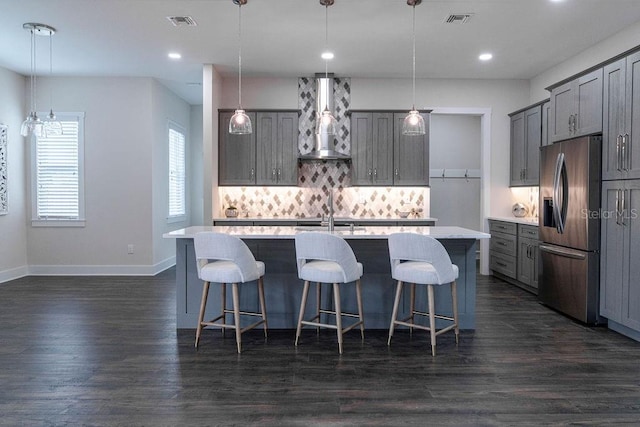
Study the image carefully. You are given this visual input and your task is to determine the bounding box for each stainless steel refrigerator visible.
[538,135,602,324]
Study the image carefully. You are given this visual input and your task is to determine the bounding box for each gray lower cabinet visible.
[489,220,539,293]
[517,225,539,290]
[256,111,298,185]
[600,180,640,337]
[549,68,603,143]
[393,112,430,186]
[219,111,257,185]
[350,112,394,185]
[602,52,640,181]
[510,104,542,186]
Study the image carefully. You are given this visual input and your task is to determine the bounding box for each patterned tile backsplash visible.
[218,76,427,219]
[219,186,428,219]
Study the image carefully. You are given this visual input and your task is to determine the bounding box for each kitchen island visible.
[163,225,490,329]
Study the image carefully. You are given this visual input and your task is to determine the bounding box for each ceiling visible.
[1,0,640,105]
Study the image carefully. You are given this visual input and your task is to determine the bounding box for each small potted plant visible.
[225,205,239,218]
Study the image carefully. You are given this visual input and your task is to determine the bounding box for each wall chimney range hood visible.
[298,74,350,161]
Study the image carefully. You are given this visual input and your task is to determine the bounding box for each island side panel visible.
[175,237,477,330]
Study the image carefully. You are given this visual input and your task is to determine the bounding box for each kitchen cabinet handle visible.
[616,189,621,226]
[373,168,378,180]
[622,189,627,226]
[496,261,508,268]
[624,133,630,171]
[250,168,255,180]
[573,114,578,134]
[277,168,281,178]
[616,135,622,172]
[367,168,372,178]
[568,115,573,133]
[621,135,627,172]
[272,168,277,181]
[395,168,399,177]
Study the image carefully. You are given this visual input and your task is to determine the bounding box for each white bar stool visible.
[387,232,460,356]
[194,232,267,353]
[294,232,365,354]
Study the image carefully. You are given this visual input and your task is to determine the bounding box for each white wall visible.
[25,76,189,275]
[0,66,28,282]
[203,65,224,223]
[151,79,192,270]
[190,104,204,226]
[530,20,640,103]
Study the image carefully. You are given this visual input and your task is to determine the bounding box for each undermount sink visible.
[295,225,366,232]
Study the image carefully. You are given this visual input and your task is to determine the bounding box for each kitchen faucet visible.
[321,189,335,231]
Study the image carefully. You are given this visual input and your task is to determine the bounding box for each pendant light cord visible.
[49,32,54,112]
[324,4,330,110]
[411,4,416,110]
[30,28,36,114]
[237,3,243,109]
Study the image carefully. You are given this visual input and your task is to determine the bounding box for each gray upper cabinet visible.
[600,180,640,333]
[256,111,298,186]
[219,111,257,186]
[541,101,551,147]
[393,112,430,186]
[549,68,603,143]
[350,112,393,186]
[510,104,542,186]
[602,52,640,181]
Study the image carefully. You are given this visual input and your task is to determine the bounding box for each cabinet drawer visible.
[519,224,539,239]
[490,232,517,256]
[489,220,517,235]
[490,252,517,279]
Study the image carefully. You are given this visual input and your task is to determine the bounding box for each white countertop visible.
[213,216,438,223]
[164,225,490,240]
[487,216,539,226]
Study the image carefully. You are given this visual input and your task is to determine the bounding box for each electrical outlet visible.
[127,244,134,254]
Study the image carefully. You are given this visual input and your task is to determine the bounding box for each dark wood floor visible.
[1,269,639,426]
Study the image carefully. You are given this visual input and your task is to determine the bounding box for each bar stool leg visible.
[427,284,437,356]
[232,283,242,354]
[295,281,310,346]
[388,280,403,345]
[333,283,343,354]
[410,283,416,336]
[316,282,321,335]
[258,277,268,338]
[451,280,459,344]
[221,282,227,337]
[355,279,365,340]
[195,281,210,348]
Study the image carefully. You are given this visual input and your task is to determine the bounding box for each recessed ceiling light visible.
[321,51,334,60]
[168,52,182,60]
[479,53,493,61]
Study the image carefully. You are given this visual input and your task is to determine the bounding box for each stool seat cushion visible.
[393,261,459,285]
[200,260,265,284]
[300,260,363,284]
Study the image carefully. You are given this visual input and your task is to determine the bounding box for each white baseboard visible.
[27,256,176,276]
[0,266,29,284]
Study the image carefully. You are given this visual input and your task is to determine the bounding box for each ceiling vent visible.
[166,16,198,27]
[444,14,473,24]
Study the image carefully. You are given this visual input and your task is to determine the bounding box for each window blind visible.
[36,120,80,219]
[168,125,186,218]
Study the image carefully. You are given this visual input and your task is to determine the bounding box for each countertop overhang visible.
[164,225,490,240]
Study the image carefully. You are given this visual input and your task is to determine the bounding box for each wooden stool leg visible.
[232,283,242,354]
[410,283,416,336]
[355,279,365,340]
[333,283,343,354]
[451,280,459,344]
[295,281,310,346]
[428,284,437,356]
[221,282,227,337]
[195,281,210,348]
[316,282,321,335]
[258,277,268,338]
[388,280,403,345]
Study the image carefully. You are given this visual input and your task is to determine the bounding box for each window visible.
[31,112,85,227]
[168,122,186,222]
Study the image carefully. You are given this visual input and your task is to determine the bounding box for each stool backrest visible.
[294,232,360,283]
[388,233,457,284]
[194,232,260,282]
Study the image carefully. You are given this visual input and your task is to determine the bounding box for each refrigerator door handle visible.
[558,153,568,234]
[552,152,562,232]
[539,244,587,260]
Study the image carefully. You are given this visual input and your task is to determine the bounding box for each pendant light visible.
[20,23,54,138]
[402,0,426,136]
[42,28,62,137]
[229,0,252,135]
[316,0,338,137]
